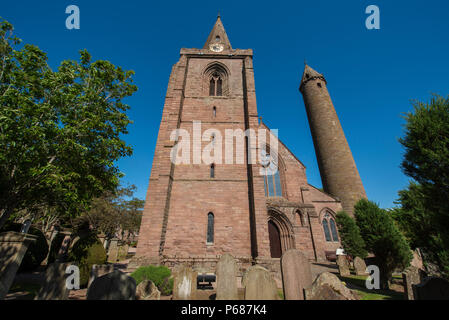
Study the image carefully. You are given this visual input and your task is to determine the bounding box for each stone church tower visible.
[133,16,364,274]
[299,66,367,215]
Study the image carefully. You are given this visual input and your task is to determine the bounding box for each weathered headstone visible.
[172,264,197,300]
[87,270,136,300]
[413,277,449,300]
[353,257,368,276]
[35,263,72,300]
[0,232,37,300]
[215,253,238,300]
[280,249,312,300]
[304,272,357,300]
[117,243,129,261]
[402,266,421,300]
[336,255,350,277]
[88,264,115,288]
[136,280,161,300]
[410,249,425,271]
[242,265,279,300]
[107,238,119,263]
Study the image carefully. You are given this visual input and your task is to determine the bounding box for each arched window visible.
[204,64,228,97]
[210,164,215,178]
[322,212,339,242]
[213,106,216,117]
[262,146,283,197]
[297,211,307,227]
[207,213,214,244]
[329,219,339,241]
[209,78,215,96]
[322,219,332,242]
[209,72,223,96]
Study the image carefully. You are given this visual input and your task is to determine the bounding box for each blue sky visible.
[2,0,448,208]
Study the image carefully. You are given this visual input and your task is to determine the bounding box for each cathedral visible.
[133,16,366,274]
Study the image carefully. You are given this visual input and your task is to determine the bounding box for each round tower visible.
[299,64,366,215]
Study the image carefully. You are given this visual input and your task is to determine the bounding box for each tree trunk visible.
[0,205,16,230]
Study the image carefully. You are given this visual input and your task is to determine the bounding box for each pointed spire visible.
[204,15,232,50]
[299,64,326,91]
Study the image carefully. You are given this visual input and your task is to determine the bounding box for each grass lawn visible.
[339,275,404,300]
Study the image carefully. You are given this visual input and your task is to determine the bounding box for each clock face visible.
[210,43,224,52]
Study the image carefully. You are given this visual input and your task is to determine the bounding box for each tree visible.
[354,199,412,289]
[77,184,144,242]
[0,18,137,228]
[393,95,449,277]
[336,211,367,259]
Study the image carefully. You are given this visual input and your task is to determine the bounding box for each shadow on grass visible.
[338,275,404,300]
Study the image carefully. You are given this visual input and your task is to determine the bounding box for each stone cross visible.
[215,253,238,300]
[280,249,313,300]
[242,265,279,300]
[172,264,197,300]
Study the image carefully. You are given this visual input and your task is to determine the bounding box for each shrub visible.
[336,211,368,259]
[68,233,107,287]
[131,265,173,295]
[354,199,413,289]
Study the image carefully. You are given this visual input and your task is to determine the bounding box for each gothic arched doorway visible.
[268,220,282,258]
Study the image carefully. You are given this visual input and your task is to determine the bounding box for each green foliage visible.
[393,95,449,278]
[68,233,106,287]
[354,199,412,289]
[76,185,144,242]
[0,222,49,272]
[0,18,137,229]
[336,211,368,259]
[131,265,173,295]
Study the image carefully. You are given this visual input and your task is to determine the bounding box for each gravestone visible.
[304,272,357,300]
[87,270,136,300]
[280,249,312,300]
[88,264,115,288]
[413,277,449,300]
[35,263,72,300]
[136,280,161,300]
[402,266,421,300]
[117,243,129,261]
[172,264,197,300]
[0,232,37,300]
[353,257,368,276]
[410,249,425,270]
[242,265,279,300]
[107,238,119,263]
[336,255,350,277]
[215,254,238,300]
